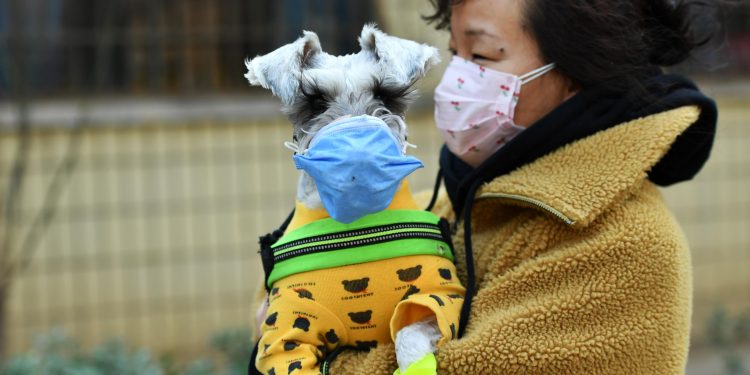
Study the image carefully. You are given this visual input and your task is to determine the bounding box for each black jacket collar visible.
[441,73,717,217]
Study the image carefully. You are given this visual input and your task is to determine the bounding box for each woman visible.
[321,0,717,373]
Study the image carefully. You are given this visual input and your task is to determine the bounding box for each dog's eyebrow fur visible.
[300,78,333,105]
[285,74,419,141]
[372,77,417,116]
[289,75,336,128]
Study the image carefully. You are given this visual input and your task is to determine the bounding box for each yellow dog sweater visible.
[255,186,465,375]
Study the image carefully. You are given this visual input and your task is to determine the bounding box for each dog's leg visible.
[395,317,441,372]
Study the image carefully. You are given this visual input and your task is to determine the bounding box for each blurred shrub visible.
[177,328,252,375]
[0,327,252,375]
[0,328,162,375]
[707,307,750,375]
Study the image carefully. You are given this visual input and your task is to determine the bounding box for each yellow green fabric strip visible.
[392,353,437,375]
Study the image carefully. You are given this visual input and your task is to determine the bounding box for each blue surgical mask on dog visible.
[289,115,423,224]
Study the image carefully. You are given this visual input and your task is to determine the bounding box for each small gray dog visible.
[247,24,464,375]
[246,24,437,212]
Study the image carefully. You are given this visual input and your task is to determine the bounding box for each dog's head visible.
[245,24,439,147]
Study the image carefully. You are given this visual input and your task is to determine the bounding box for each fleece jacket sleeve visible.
[327,184,692,374]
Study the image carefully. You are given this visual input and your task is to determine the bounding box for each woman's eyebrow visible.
[464,27,500,39]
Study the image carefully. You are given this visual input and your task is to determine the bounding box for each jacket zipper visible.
[477,192,576,226]
[273,230,445,262]
[273,222,440,252]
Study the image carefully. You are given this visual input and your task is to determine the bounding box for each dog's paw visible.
[395,317,441,372]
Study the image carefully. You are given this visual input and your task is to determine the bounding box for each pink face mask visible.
[434,56,556,167]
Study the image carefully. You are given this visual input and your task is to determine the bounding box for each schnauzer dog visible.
[247,24,463,375]
[245,24,439,211]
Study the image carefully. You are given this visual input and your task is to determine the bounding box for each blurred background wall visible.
[0,0,748,371]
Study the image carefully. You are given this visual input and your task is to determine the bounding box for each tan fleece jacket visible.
[324,106,700,374]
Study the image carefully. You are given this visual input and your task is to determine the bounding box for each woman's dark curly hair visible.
[424,0,718,92]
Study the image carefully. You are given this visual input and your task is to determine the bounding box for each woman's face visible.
[449,0,576,127]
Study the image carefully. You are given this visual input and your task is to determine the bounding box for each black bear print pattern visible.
[348,310,373,324]
[397,265,422,282]
[341,277,370,293]
[287,361,302,374]
[325,329,339,344]
[265,312,278,326]
[401,285,420,300]
[438,268,452,280]
[283,341,300,351]
[294,288,314,300]
[293,316,310,332]
[429,294,445,306]
[258,259,464,374]
[355,340,378,351]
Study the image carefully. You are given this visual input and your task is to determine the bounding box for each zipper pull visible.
[438,218,456,253]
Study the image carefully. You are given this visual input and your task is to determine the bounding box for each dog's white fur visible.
[246,25,440,211]
[395,316,442,371]
[246,24,442,372]
[246,24,439,104]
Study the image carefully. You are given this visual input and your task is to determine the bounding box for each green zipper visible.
[266,213,454,287]
[273,222,442,255]
[477,192,576,225]
[273,227,445,262]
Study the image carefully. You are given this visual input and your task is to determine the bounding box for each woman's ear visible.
[565,77,580,100]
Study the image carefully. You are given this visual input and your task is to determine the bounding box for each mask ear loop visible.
[283,141,303,154]
[391,113,417,154]
[402,141,417,154]
[371,107,417,154]
[519,63,556,85]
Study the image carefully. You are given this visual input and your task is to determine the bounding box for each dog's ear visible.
[245,31,322,105]
[359,24,440,85]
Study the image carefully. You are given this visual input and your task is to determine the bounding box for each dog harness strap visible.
[424,168,443,212]
[259,209,295,291]
[264,210,454,288]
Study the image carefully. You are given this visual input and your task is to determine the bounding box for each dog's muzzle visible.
[292,115,423,223]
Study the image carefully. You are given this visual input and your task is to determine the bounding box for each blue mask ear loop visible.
[457,178,482,338]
